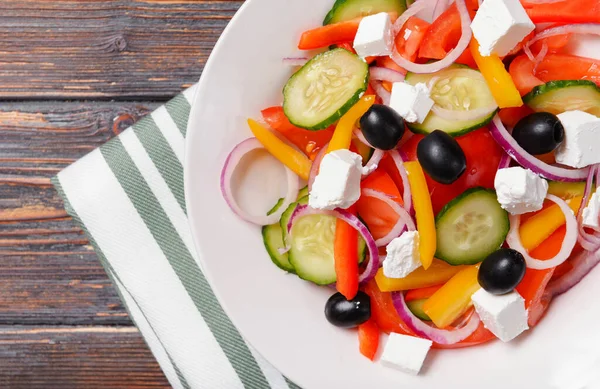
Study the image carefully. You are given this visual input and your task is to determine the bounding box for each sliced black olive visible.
[324,291,371,328]
[359,104,405,150]
[478,248,526,295]
[417,130,466,184]
[512,112,565,155]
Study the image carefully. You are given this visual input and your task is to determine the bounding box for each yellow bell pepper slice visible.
[375,259,465,291]
[519,196,583,251]
[404,161,436,269]
[423,265,481,329]
[247,119,312,181]
[470,39,523,108]
[327,95,375,153]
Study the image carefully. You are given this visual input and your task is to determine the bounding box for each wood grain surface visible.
[0,0,244,387]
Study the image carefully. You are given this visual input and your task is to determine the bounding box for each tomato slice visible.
[261,107,333,159]
[523,0,600,24]
[510,53,600,96]
[536,54,600,87]
[498,105,534,129]
[395,17,430,62]
[508,55,544,96]
[356,169,403,241]
[401,128,503,214]
[363,279,414,335]
[418,0,478,67]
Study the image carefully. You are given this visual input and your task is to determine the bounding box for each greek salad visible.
[220,0,600,376]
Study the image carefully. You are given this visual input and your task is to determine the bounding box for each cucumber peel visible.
[524,80,600,117]
[323,0,406,25]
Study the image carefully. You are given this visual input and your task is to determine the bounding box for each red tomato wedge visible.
[418,0,479,67]
[401,128,503,214]
[261,107,333,159]
[523,0,600,24]
[363,279,414,336]
[395,17,430,62]
[510,54,600,96]
[356,169,403,241]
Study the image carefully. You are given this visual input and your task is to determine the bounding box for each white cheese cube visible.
[389,82,434,123]
[583,189,600,229]
[383,231,421,279]
[472,289,529,342]
[494,167,548,215]
[555,110,600,168]
[309,149,362,210]
[353,12,394,58]
[381,333,432,375]
[470,0,535,57]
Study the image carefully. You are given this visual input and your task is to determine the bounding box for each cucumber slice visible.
[435,188,509,266]
[262,224,294,272]
[280,196,310,246]
[524,80,600,117]
[405,67,497,136]
[323,0,406,25]
[267,198,285,216]
[406,299,431,321]
[288,213,366,285]
[283,48,369,130]
[262,187,308,273]
[547,181,586,200]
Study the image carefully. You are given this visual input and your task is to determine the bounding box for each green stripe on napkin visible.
[53,87,302,389]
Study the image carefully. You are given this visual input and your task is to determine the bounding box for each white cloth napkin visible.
[53,85,301,389]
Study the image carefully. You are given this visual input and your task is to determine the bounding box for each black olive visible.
[359,104,405,150]
[417,130,466,184]
[512,112,565,155]
[478,248,526,295]
[324,291,371,328]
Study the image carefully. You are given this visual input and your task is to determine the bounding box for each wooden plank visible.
[0,101,163,325]
[0,326,169,388]
[0,0,244,99]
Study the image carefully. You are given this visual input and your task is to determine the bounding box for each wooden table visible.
[0,1,242,387]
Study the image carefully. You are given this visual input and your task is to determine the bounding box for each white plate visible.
[184,1,600,388]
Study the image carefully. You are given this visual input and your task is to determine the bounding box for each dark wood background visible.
[0,1,243,387]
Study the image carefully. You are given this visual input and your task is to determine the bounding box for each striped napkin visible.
[52,86,301,389]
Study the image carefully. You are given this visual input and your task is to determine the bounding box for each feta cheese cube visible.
[383,231,421,279]
[583,188,600,229]
[309,149,362,210]
[494,167,548,215]
[470,0,535,57]
[381,333,432,375]
[389,82,434,123]
[555,110,600,168]
[353,12,394,58]
[472,289,529,342]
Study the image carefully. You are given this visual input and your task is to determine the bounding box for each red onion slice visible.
[546,249,600,297]
[576,165,600,251]
[221,138,300,225]
[307,143,329,192]
[362,188,416,247]
[371,81,391,106]
[390,0,472,74]
[369,66,406,83]
[489,116,590,182]
[391,0,431,36]
[287,204,380,284]
[433,0,451,20]
[507,194,578,270]
[389,150,413,214]
[362,149,385,177]
[498,153,511,170]
[525,24,600,53]
[392,292,481,344]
